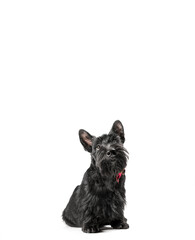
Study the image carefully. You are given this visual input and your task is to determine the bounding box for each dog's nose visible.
[106,151,111,157]
[106,150,116,157]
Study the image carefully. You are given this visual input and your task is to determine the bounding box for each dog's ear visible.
[109,120,125,143]
[79,129,94,152]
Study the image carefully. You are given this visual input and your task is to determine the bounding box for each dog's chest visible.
[95,191,123,219]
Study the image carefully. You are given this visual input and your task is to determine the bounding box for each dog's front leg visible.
[82,217,100,233]
[111,217,129,229]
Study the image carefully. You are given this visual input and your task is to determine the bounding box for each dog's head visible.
[79,120,128,177]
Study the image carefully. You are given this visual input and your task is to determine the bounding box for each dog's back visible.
[62,185,81,227]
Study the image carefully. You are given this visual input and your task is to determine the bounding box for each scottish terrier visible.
[62,120,129,233]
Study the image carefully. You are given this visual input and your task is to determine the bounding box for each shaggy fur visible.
[62,120,129,233]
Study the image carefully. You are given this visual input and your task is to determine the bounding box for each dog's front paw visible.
[82,225,100,233]
[111,220,129,229]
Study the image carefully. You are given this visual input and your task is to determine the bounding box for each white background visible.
[0,1,195,240]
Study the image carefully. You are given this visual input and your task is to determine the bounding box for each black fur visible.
[62,120,129,233]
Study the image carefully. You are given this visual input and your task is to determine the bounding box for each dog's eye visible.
[96,145,100,151]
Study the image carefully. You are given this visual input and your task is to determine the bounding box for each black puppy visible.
[62,120,129,233]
